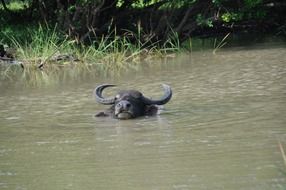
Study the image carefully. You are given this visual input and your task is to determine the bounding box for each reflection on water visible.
[1,42,286,190]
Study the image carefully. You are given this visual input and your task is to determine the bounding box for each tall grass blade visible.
[278,141,286,167]
[213,32,230,54]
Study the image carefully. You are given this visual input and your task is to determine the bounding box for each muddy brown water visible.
[0,42,286,189]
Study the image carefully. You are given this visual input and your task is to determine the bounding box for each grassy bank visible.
[1,24,187,68]
[0,23,188,86]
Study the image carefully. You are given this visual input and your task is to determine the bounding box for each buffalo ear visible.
[145,105,158,116]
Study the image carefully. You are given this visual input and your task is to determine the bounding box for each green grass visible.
[3,24,183,65]
[0,21,233,87]
[1,23,233,69]
[0,24,185,86]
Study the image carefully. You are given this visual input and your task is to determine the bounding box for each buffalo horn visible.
[94,84,116,105]
[142,84,172,105]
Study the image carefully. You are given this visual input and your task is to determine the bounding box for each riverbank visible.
[1,25,285,76]
[1,33,285,89]
[1,24,185,70]
[1,0,285,70]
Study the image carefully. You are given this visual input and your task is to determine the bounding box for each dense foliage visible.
[1,0,286,44]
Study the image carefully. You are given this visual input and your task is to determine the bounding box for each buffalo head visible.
[94,84,172,119]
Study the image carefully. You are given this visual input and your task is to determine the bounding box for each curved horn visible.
[94,84,116,105]
[142,84,172,105]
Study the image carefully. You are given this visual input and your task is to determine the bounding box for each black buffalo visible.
[94,84,172,119]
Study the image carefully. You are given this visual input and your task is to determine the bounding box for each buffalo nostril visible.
[126,102,131,108]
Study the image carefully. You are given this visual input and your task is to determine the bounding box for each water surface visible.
[0,42,286,190]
